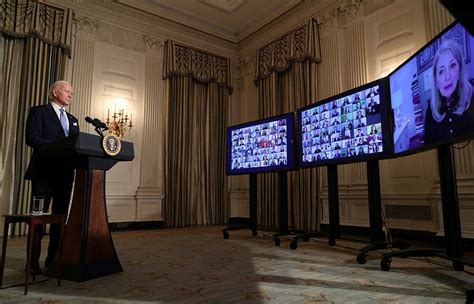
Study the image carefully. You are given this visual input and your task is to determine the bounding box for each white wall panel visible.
[92,42,145,222]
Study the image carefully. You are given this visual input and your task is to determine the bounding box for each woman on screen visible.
[369,125,378,135]
[424,39,474,144]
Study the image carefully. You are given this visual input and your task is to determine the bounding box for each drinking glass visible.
[32,196,45,215]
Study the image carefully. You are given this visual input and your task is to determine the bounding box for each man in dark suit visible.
[25,80,79,274]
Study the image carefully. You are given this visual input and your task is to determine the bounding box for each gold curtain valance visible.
[0,0,73,56]
[163,40,233,94]
[255,18,321,85]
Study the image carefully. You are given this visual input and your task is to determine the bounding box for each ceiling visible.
[116,0,303,43]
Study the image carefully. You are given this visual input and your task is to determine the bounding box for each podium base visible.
[45,260,123,282]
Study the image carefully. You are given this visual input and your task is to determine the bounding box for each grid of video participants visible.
[230,119,289,170]
[301,85,384,163]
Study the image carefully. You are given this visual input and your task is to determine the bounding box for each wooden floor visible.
[0,226,472,303]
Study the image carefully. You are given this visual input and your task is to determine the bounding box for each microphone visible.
[85,116,109,136]
[85,116,108,129]
[85,116,96,126]
[93,118,108,129]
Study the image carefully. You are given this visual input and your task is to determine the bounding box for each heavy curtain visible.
[162,40,231,227]
[254,18,321,231]
[0,0,72,234]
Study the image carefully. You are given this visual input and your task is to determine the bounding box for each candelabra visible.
[106,106,133,139]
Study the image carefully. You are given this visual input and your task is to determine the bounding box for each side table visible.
[0,214,65,295]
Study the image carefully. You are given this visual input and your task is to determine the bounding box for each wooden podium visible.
[43,132,134,282]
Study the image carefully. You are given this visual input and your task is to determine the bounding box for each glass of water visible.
[32,196,45,215]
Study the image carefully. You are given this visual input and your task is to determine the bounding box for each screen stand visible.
[272,171,305,246]
[288,165,340,249]
[222,174,258,239]
[327,164,340,245]
[356,160,407,264]
[380,144,473,271]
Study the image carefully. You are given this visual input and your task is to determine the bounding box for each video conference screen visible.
[298,79,392,167]
[226,113,296,175]
[389,21,474,155]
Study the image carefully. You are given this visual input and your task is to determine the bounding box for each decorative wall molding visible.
[74,15,99,37]
[320,192,441,232]
[96,23,145,53]
[135,187,165,221]
[228,189,250,217]
[232,60,244,79]
[242,57,256,76]
[74,15,165,58]
[342,20,367,89]
[376,14,413,48]
[337,0,363,18]
[318,12,337,30]
[69,37,95,134]
[139,57,164,192]
[363,0,397,16]
[424,0,454,39]
[239,0,394,58]
[106,194,137,223]
[47,0,238,59]
[316,32,341,99]
[143,36,164,56]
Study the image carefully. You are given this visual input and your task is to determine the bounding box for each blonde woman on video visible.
[424,39,474,144]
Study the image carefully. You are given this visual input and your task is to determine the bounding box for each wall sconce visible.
[106,104,133,139]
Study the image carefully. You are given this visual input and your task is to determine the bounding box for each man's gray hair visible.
[48,80,71,99]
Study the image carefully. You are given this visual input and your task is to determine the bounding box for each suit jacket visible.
[24,103,80,181]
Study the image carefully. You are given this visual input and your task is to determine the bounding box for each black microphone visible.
[85,116,107,128]
[85,116,96,126]
[93,118,108,129]
[85,116,109,131]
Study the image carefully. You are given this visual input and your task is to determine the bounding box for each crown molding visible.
[115,0,236,42]
[238,0,396,58]
[235,0,302,42]
[238,0,335,58]
[201,0,247,14]
[116,0,302,44]
[45,0,239,60]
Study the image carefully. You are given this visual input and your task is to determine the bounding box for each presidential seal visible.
[101,132,122,156]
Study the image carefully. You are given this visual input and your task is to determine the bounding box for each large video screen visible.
[298,79,392,167]
[226,113,296,175]
[389,21,474,155]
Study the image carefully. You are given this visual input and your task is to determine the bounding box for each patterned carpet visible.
[0,226,472,303]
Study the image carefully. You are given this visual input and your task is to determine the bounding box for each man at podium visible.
[24,80,79,274]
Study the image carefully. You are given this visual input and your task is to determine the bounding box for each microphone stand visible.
[95,126,106,137]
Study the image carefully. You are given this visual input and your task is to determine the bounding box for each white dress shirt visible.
[51,101,70,131]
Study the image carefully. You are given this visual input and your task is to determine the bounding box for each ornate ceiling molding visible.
[46,0,238,60]
[337,0,363,18]
[318,12,337,30]
[239,0,396,58]
[200,0,247,14]
[317,0,364,30]
[116,0,302,43]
